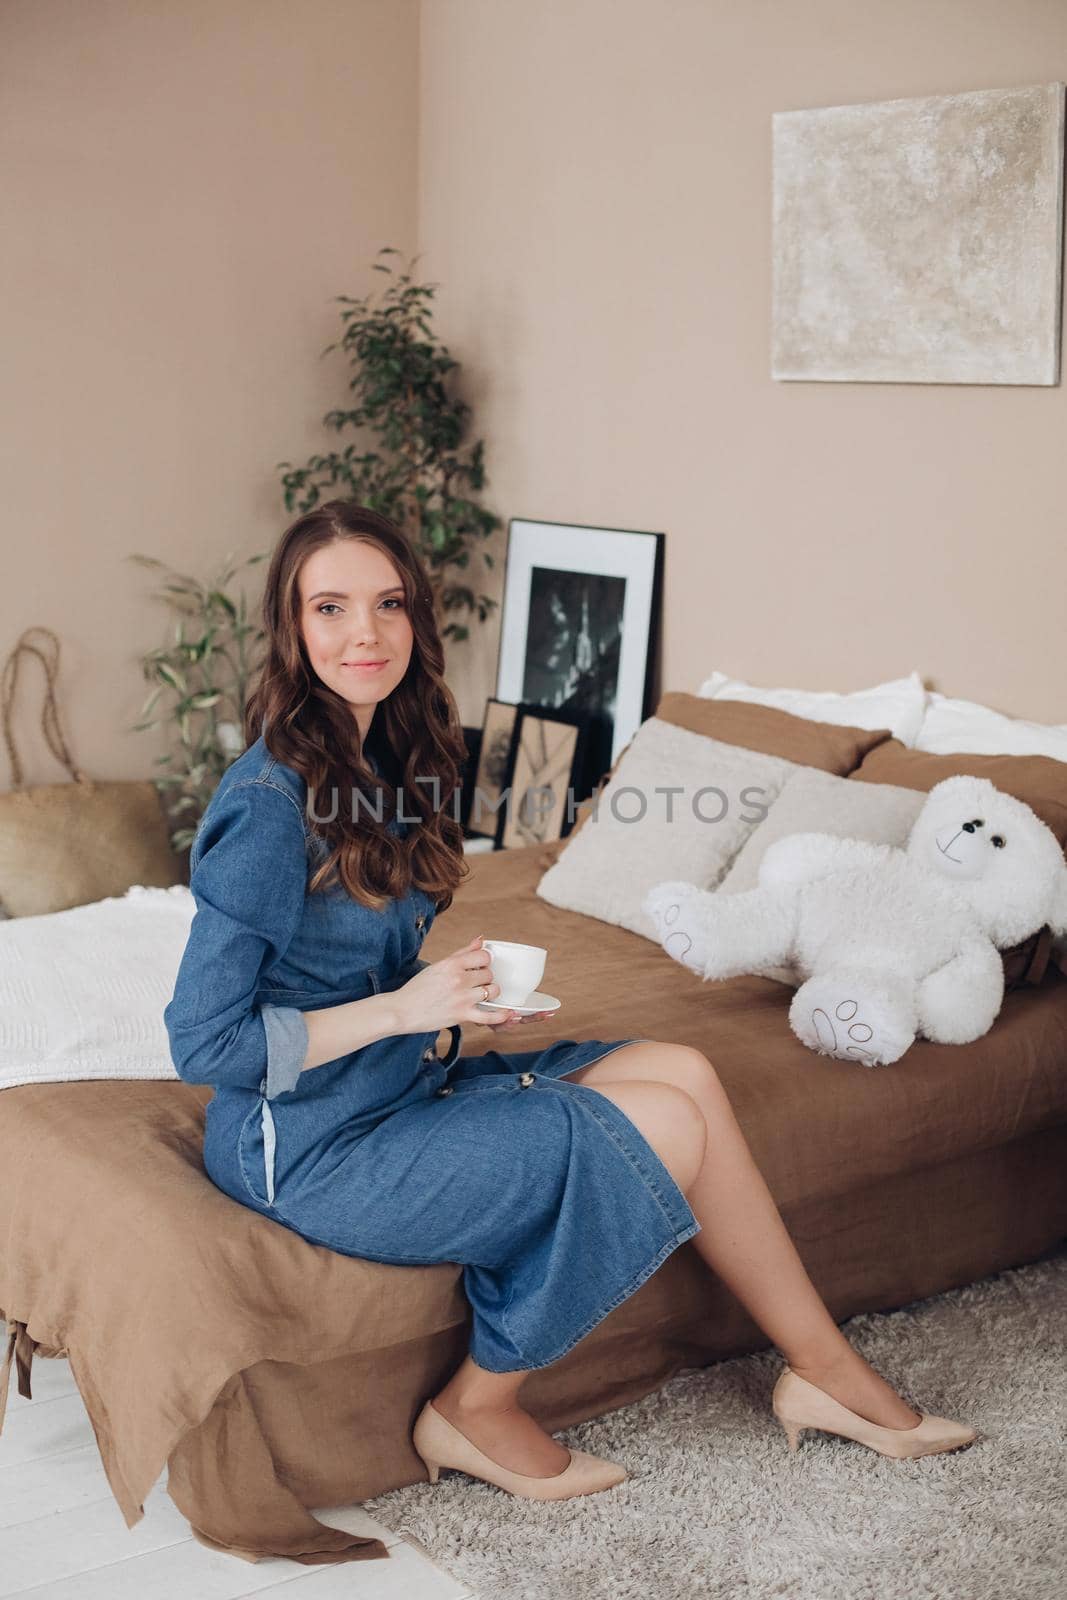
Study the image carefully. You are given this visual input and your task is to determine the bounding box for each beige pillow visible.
[567,692,892,844]
[536,717,800,940]
[717,769,925,985]
[719,769,926,894]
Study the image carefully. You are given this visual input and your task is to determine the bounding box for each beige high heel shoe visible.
[412,1398,628,1500]
[772,1367,979,1459]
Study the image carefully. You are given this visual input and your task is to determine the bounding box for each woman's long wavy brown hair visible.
[244,501,470,913]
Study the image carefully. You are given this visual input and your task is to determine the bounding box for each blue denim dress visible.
[163,735,699,1373]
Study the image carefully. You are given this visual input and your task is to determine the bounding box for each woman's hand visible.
[478,1005,555,1032]
[393,934,556,1033]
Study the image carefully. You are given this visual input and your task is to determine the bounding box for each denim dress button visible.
[436,1084,454,1097]
[519,1072,536,1088]
[423,1047,436,1062]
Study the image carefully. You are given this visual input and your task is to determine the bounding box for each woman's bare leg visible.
[431,1357,573,1475]
[432,1037,920,1478]
[566,1042,922,1429]
[431,1078,709,1475]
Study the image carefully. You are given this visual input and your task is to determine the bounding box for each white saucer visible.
[476,990,561,1016]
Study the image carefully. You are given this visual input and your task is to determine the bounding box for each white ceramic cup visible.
[482,940,547,1006]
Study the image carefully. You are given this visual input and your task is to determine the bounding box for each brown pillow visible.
[654,692,892,774]
[1002,925,1053,990]
[567,693,892,841]
[849,740,1067,984]
[849,741,1067,850]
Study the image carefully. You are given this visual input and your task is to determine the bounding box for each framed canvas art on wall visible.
[772,82,1065,384]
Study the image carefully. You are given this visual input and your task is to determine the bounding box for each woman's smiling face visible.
[298,538,415,739]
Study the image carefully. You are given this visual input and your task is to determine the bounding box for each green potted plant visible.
[126,551,266,855]
[278,246,501,643]
[129,253,498,852]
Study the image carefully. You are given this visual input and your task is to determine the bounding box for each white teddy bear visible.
[643,775,1067,1066]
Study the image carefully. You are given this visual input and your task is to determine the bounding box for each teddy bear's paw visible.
[810,999,880,1064]
[789,976,915,1066]
[916,967,999,1045]
[642,881,710,976]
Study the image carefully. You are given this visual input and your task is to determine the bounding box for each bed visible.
[2,831,1066,1566]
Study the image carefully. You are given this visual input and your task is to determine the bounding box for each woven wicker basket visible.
[0,627,184,917]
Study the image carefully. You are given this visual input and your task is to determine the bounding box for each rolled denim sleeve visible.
[164,781,309,1096]
[260,1005,310,1099]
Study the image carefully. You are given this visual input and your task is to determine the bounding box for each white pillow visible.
[915,691,1067,762]
[536,717,800,940]
[0,885,192,1090]
[697,669,927,746]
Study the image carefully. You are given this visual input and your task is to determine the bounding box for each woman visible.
[164,502,977,1502]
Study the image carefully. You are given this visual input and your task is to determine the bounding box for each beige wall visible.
[5,0,1065,795]
[421,0,1067,727]
[2,0,419,785]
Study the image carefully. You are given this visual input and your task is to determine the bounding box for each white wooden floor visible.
[0,1352,475,1599]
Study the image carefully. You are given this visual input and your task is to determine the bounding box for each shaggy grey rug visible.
[364,1244,1067,1600]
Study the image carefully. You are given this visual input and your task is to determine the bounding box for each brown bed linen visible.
[2,838,1066,1564]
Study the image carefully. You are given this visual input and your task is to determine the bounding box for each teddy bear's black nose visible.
[962,818,984,833]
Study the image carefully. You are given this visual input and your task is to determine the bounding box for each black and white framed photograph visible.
[495,518,664,788]
[466,697,520,838]
[498,707,588,851]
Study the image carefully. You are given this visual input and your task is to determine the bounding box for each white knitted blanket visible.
[0,885,195,1090]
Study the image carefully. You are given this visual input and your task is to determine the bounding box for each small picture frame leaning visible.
[467,697,520,839]
[498,707,589,851]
